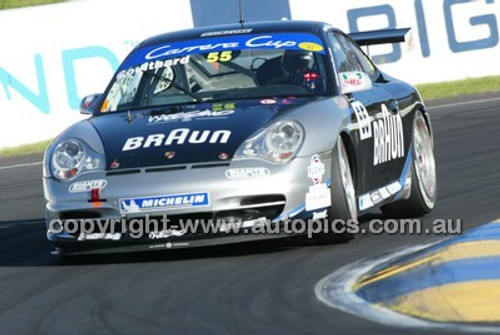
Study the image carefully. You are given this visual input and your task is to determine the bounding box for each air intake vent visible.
[191,162,231,169]
[106,169,141,176]
[145,166,187,173]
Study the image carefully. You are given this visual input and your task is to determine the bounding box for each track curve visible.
[1,94,500,335]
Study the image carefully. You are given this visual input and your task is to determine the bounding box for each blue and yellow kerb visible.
[354,222,500,323]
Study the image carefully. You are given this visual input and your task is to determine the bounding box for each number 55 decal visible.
[206,51,233,63]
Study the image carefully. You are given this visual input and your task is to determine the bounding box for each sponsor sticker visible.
[307,154,325,185]
[299,42,324,52]
[120,192,210,214]
[358,181,403,211]
[312,210,328,221]
[225,167,271,180]
[69,180,107,193]
[122,129,231,151]
[305,183,332,211]
[261,99,277,105]
[370,191,383,204]
[359,194,374,211]
[387,181,403,195]
[118,33,326,70]
[342,72,363,87]
[379,187,391,199]
[373,104,404,166]
[350,101,405,165]
[148,109,235,124]
[201,29,253,37]
[351,100,372,141]
[149,229,188,240]
[164,151,176,159]
[77,233,121,241]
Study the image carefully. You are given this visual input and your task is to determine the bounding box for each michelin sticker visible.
[225,167,270,180]
[69,180,107,193]
[120,192,210,214]
[306,155,331,211]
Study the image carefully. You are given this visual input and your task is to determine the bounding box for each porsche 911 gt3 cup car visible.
[43,21,436,255]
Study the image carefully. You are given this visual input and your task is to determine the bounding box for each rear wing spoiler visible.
[349,28,412,46]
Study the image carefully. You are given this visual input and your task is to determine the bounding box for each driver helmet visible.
[281,50,314,73]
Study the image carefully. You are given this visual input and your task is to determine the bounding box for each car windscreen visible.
[100,33,330,113]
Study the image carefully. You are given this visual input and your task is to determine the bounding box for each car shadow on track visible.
[0,213,394,267]
[0,218,358,267]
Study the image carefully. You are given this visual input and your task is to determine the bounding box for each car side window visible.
[328,32,363,73]
[329,31,377,79]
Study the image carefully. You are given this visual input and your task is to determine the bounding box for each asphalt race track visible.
[1,93,500,335]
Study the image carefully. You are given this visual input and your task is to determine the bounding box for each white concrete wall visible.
[0,0,193,148]
[290,0,500,84]
[1,0,499,148]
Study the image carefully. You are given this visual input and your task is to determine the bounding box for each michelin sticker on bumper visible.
[120,192,210,214]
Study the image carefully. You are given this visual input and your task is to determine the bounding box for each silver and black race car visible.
[43,21,436,255]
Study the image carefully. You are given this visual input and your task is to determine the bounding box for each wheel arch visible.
[414,102,434,146]
[339,131,357,190]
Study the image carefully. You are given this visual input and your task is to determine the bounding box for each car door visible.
[328,31,401,198]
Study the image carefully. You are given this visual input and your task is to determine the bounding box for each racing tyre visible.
[382,110,437,218]
[316,137,356,243]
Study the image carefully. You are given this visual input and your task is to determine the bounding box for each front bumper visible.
[44,153,333,254]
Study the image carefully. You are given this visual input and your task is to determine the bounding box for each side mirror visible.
[79,94,102,115]
[338,72,373,95]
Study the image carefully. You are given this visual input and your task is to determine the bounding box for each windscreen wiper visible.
[141,70,204,103]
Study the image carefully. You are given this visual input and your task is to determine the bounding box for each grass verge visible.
[0,139,52,158]
[0,0,64,10]
[417,75,500,101]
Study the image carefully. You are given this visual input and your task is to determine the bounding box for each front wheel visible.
[383,110,437,218]
[316,137,357,243]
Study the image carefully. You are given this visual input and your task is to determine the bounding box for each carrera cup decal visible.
[119,33,326,70]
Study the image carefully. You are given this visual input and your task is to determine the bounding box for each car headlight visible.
[51,139,104,181]
[234,120,304,164]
